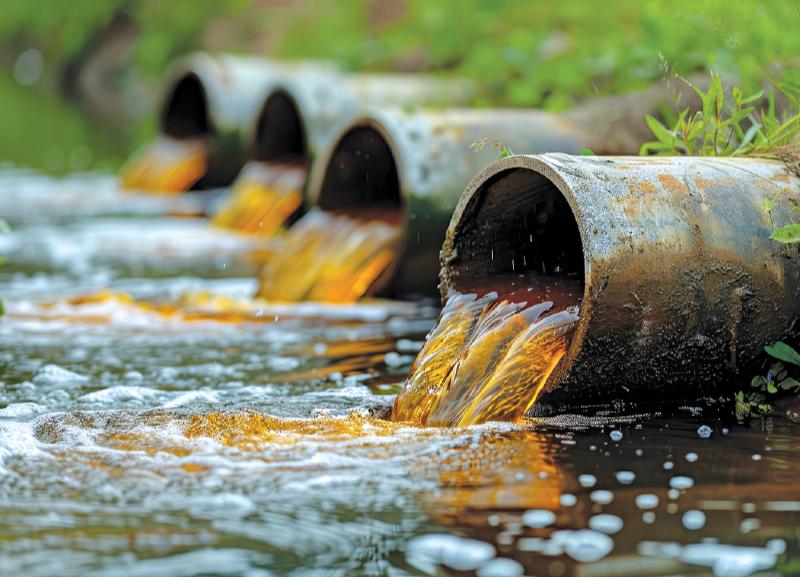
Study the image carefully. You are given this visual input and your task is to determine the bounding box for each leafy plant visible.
[736,341,800,418]
[469,137,513,159]
[642,68,800,244]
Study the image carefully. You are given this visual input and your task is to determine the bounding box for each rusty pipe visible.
[305,108,601,297]
[439,153,800,406]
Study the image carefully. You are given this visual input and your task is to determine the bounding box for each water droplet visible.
[560,494,577,507]
[615,471,635,484]
[522,509,556,528]
[635,494,659,509]
[578,474,597,488]
[682,510,706,530]
[752,454,762,461]
[685,452,698,462]
[697,425,712,438]
[610,430,623,441]
[663,461,674,470]
[590,490,614,505]
[563,530,614,562]
[642,511,656,524]
[670,476,694,490]
[588,514,623,534]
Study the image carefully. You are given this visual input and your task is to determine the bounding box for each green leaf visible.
[580,148,595,156]
[765,342,800,365]
[644,114,676,145]
[770,224,800,243]
[732,85,742,105]
[767,382,778,394]
[498,146,513,159]
[779,70,800,96]
[779,377,800,390]
[740,90,764,105]
[752,375,768,388]
[639,141,672,156]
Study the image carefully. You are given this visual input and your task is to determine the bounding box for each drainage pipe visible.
[305,108,601,297]
[439,153,800,406]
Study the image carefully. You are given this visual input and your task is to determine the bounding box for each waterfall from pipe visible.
[392,273,581,426]
[255,209,402,304]
[120,135,208,193]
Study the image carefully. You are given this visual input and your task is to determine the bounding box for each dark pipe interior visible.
[160,74,210,138]
[253,91,307,162]
[450,167,584,289]
[317,126,402,212]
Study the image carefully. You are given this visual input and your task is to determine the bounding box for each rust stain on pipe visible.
[440,153,800,405]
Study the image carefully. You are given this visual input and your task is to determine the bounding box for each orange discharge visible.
[256,209,401,304]
[121,135,208,193]
[211,161,305,237]
[392,288,579,427]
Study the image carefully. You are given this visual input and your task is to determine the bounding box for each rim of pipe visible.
[248,88,309,165]
[306,113,405,216]
[440,153,591,392]
[159,71,213,139]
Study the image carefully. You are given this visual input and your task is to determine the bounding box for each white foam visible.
[160,391,221,409]
[0,402,46,419]
[78,386,161,403]
[32,364,89,387]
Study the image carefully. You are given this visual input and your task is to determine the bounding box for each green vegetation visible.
[736,342,800,419]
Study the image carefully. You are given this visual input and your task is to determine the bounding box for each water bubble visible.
[590,490,614,505]
[668,489,680,500]
[670,476,694,490]
[488,515,501,527]
[635,494,659,509]
[767,539,787,554]
[642,511,656,524]
[563,530,614,562]
[739,518,761,534]
[578,474,597,488]
[741,503,756,513]
[522,509,556,528]
[682,510,706,530]
[407,534,496,572]
[476,557,524,577]
[635,449,643,456]
[697,425,712,438]
[610,430,623,442]
[667,503,679,514]
[663,461,674,470]
[752,454,762,461]
[685,452,698,462]
[588,514,623,534]
[559,494,577,507]
[615,471,635,484]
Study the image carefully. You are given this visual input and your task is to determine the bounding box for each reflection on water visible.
[211,162,305,237]
[121,136,207,193]
[1,173,800,576]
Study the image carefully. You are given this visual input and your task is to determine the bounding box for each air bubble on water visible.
[563,530,614,562]
[560,494,577,507]
[588,514,623,534]
[752,454,762,461]
[522,509,556,528]
[682,510,706,530]
[476,557,524,577]
[578,474,597,488]
[590,490,613,505]
[407,534,496,573]
[636,449,643,456]
[488,515,501,527]
[668,489,680,500]
[670,476,694,489]
[635,494,659,509]
[615,471,635,484]
[767,539,787,554]
[663,461,674,470]
[697,425,712,438]
[642,512,656,524]
[739,518,761,534]
[610,430,623,441]
[685,452,698,462]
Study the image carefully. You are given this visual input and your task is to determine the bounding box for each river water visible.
[0,168,799,577]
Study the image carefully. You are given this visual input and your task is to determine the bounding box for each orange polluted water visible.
[256,209,401,304]
[120,135,208,193]
[392,284,580,427]
[211,161,305,236]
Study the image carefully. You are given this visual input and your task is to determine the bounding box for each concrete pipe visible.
[305,108,601,297]
[439,153,800,407]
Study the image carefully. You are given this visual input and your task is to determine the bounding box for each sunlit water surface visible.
[1,170,799,577]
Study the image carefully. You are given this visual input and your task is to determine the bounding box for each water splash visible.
[256,209,401,304]
[393,284,579,426]
[120,136,207,193]
[211,162,304,237]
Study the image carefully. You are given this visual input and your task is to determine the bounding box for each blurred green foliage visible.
[4,0,800,170]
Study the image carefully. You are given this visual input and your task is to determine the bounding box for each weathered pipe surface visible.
[158,52,295,189]
[440,153,800,406]
[305,108,601,297]
[242,72,476,191]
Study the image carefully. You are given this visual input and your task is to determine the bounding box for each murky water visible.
[1,168,800,576]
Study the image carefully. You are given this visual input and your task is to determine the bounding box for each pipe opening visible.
[160,73,210,138]
[446,167,585,307]
[317,126,402,216]
[252,91,308,163]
